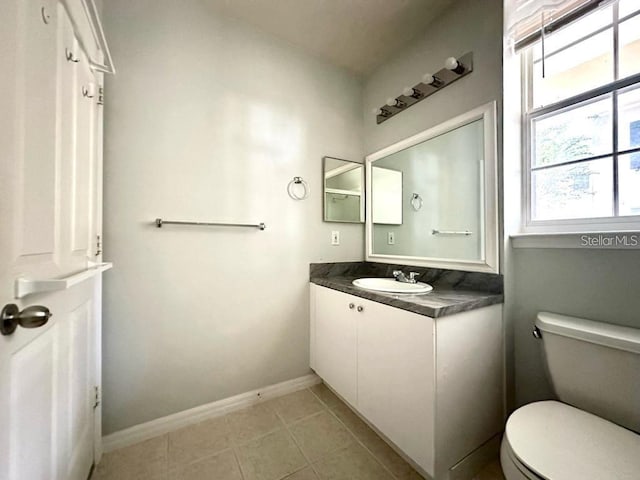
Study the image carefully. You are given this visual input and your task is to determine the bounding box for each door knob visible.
[1,304,52,336]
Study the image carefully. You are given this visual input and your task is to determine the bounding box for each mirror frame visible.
[323,156,365,224]
[365,101,499,273]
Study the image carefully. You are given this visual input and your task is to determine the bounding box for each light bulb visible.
[422,73,435,85]
[422,73,443,87]
[403,86,414,97]
[386,97,397,107]
[445,56,465,74]
[372,107,382,115]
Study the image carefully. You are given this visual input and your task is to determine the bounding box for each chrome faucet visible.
[392,270,421,284]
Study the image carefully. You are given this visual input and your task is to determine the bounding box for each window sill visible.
[510,232,640,249]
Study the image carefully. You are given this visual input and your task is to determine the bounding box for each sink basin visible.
[352,278,433,294]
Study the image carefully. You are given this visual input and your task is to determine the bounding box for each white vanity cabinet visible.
[309,283,504,480]
[312,283,358,406]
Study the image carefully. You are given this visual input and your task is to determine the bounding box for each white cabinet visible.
[0,1,109,478]
[356,295,435,472]
[310,284,503,480]
[311,283,358,406]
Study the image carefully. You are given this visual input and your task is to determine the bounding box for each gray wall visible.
[363,0,503,279]
[361,0,508,406]
[509,248,640,406]
[363,0,503,156]
[501,16,640,410]
[101,0,364,434]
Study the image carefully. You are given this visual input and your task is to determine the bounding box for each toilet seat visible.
[503,400,640,480]
[501,436,542,480]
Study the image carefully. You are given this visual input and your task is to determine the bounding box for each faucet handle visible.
[392,270,403,278]
[408,272,421,282]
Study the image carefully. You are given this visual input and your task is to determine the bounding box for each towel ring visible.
[411,193,423,211]
[287,176,309,200]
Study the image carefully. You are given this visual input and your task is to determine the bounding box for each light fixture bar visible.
[374,52,474,125]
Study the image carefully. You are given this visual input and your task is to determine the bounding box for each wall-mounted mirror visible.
[365,101,498,273]
[323,157,364,223]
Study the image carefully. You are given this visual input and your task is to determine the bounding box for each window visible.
[523,0,640,231]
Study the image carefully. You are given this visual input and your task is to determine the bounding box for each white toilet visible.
[501,312,640,479]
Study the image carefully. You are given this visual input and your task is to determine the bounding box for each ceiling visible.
[203,0,457,77]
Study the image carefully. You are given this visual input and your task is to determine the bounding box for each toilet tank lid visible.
[536,312,640,354]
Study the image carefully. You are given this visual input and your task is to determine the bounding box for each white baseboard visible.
[102,373,321,453]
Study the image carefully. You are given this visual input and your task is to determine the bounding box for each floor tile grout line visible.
[287,391,372,461]
[227,399,316,480]
[166,447,240,475]
[163,433,169,477]
[164,416,237,473]
[226,403,287,449]
[273,392,323,480]
[308,385,402,480]
[231,444,248,480]
[223,407,255,480]
[99,385,439,480]
[224,410,250,480]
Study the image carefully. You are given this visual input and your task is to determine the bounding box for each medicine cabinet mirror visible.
[323,157,364,223]
[365,101,499,273]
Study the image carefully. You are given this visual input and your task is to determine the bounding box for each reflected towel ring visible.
[287,176,309,200]
[411,193,423,211]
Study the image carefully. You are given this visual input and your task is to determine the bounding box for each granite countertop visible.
[310,262,504,319]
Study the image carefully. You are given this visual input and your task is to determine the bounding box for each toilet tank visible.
[536,312,640,433]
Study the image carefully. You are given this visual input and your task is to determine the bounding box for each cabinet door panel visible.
[14,0,58,268]
[434,304,503,474]
[313,286,357,406]
[357,298,435,474]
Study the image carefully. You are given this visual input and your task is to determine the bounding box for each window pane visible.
[533,6,612,61]
[533,97,612,167]
[619,15,640,79]
[619,0,640,19]
[619,154,640,216]
[533,30,613,107]
[618,86,640,152]
[532,158,613,220]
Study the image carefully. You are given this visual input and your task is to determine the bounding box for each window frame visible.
[522,2,640,233]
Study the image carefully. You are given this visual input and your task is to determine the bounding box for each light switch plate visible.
[388,231,395,245]
[331,231,340,245]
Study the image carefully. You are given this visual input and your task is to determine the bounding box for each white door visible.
[0,1,104,479]
[356,298,435,474]
[313,286,358,406]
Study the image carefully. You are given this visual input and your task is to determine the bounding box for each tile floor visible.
[93,383,505,480]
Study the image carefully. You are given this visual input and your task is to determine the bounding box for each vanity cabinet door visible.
[356,297,436,474]
[312,285,358,406]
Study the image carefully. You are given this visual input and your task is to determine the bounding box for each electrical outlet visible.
[331,231,340,245]
[387,231,395,245]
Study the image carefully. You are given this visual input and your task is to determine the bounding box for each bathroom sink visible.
[352,278,433,294]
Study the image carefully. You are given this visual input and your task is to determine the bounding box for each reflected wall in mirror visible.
[366,102,498,273]
[323,157,364,223]
[372,167,402,225]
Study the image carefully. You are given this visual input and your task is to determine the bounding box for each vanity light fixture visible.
[373,52,474,125]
